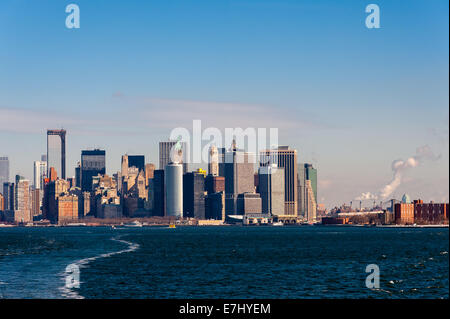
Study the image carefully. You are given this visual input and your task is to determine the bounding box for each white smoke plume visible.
[379,145,441,199]
[356,145,441,201]
[355,192,378,201]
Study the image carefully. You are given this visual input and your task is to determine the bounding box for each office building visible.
[205,192,225,220]
[43,179,70,223]
[145,163,155,187]
[159,141,188,173]
[298,163,318,219]
[34,159,47,190]
[81,149,106,192]
[237,193,262,214]
[208,145,219,176]
[152,169,165,216]
[305,180,317,222]
[75,162,81,188]
[205,175,225,195]
[47,129,66,179]
[224,147,256,216]
[165,162,183,217]
[260,146,298,217]
[183,172,206,219]
[304,164,317,204]
[0,156,9,187]
[258,165,285,216]
[0,192,4,211]
[14,175,31,223]
[128,155,145,172]
[3,182,14,211]
[49,167,58,181]
[31,189,41,217]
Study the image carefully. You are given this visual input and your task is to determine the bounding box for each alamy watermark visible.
[168,120,279,165]
[365,264,380,289]
[65,4,80,29]
[365,4,380,29]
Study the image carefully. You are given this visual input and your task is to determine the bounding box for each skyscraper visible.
[224,147,255,216]
[208,145,219,176]
[47,129,66,179]
[218,147,226,177]
[14,175,31,223]
[81,149,106,192]
[298,163,318,220]
[2,182,14,211]
[75,161,81,188]
[0,156,9,187]
[305,164,317,204]
[258,165,285,216]
[305,180,317,222]
[165,162,183,217]
[152,169,165,216]
[260,146,298,218]
[159,141,188,173]
[145,163,155,187]
[127,155,145,172]
[183,172,206,219]
[33,159,47,190]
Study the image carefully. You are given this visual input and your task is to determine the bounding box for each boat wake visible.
[59,237,140,299]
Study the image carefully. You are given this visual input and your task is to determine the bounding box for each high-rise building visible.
[43,179,70,223]
[0,192,4,211]
[75,162,81,188]
[47,129,66,179]
[31,189,41,216]
[305,180,317,222]
[81,149,106,192]
[298,163,318,220]
[128,155,145,172]
[236,193,262,214]
[33,159,47,190]
[3,182,14,211]
[49,167,58,181]
[14,175,31,223]
[0,156,9,187]
[258,165,285,216]
[218,147,226,177]
[208,145,219,176]
[152,169,165,216]
[260,146,298,217]
[225,147,255,216]
[165,162,183,217]
[304,164,317,204]
[159,141,188,173]
[183,172,206,219]
[205,175,225,195]
[145,163,155,187]
[205,192,225,220]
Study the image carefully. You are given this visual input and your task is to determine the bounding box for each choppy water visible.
[0,226,448,299]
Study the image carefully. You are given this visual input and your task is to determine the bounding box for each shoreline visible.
[0,223,448,228]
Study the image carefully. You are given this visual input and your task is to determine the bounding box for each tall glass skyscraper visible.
[81,149,106,192]
[298,163,318,221]
[0,156,9,188]
[260,146,298,217]
[47,129,66,179]
[33,158,47,190]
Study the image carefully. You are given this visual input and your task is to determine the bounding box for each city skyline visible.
[0,0,448,208]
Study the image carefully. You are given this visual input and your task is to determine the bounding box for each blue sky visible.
[0,0,448,207]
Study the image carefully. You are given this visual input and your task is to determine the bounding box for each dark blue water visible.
[0,226,448,299]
